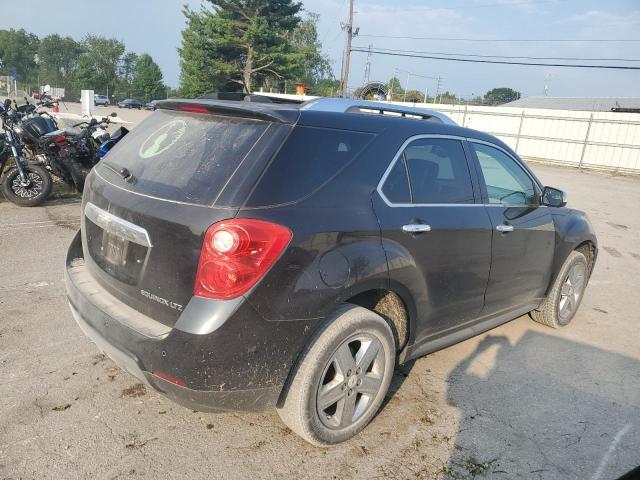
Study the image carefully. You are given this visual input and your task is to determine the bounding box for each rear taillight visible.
[193,219,292,300]
[179,103,210,114]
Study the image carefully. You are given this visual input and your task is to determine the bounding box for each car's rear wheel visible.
[530,250,589,328]
[277,304,395,446]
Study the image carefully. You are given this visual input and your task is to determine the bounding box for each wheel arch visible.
[545,211,598,297]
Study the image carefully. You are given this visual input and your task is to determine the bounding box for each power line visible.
[350,48,640,70]
[440,0,568,9]
[357,34,640,43]
[351,45,640,63]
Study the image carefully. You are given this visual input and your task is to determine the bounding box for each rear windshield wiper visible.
[102,161,136,183]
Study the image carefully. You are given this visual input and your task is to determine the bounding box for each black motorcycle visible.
[0,99,52,206]
[18,101,117,192]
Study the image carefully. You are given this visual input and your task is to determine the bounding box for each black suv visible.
[65,96,597,446]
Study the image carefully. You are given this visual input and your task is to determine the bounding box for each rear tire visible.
[65,157,90,192]
[277,304,395,446]
[530,250,589,328]
[1,165,52,206]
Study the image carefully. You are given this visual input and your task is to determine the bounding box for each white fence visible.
[423,103,640,174]
[257,92,640,174]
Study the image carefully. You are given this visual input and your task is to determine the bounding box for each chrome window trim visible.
[84,202,153,248]
[377,134,479,208]
[467,138,544,195]
[377,134,545,208]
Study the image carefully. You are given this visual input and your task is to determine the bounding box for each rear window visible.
[100,109,269,205]
[246,126,374,206]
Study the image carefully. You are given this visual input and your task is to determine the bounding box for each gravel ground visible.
[0,153,638,478]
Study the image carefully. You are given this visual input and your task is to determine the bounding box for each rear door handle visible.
[496,224,514,233]
[402,224,431,233]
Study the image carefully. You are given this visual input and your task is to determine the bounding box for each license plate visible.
[103,234,126,265]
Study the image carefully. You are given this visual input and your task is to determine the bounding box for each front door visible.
[469,141,555,315]
[373,136,493,342]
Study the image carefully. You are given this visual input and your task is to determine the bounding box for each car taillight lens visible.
[179,103,210,114]
[193,219,292,300]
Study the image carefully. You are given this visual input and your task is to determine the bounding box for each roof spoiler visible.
[197,92,305,105]
[156,99,299,124]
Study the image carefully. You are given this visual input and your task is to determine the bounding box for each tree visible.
[37,34,83,86]
[310,78,340,96]
[118,52,139,97]
[0,29,40,82]
[386,76,404,100]
[131,54,165,102]
[484,87,521,105]
[71,35,125,95]
[179,0,305,96]
[289,12,332,87]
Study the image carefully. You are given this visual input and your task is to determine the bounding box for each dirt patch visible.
[121,383,147,398]
[602,246,623,258]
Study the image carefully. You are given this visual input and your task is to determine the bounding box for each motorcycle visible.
[0,99,52,206]
[17,98,120,192]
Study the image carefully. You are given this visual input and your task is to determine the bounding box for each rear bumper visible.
[67,301,279,412]
[65,230,318,412]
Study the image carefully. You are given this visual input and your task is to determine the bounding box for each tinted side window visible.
[381,156,411,203]
[472,143,537,206]
[247,126,374,206]
[403,138,474,204]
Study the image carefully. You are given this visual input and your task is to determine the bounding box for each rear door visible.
[373,135,493,342]
[469,141,555,314]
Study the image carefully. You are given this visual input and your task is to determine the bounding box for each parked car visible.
[95,94,110,106]
[65,97,597,446]
[117,98,143,109]
[144,100,158,111]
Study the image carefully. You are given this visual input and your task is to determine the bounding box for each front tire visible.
[1,165,52,206]
[277,304,395,446]
[530,250,589,328]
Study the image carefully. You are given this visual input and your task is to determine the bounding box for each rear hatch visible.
[81,101,295,327]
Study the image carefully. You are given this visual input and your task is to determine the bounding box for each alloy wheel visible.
[316,334,386,430]
[11,172,44,199]
[558,262,586,322]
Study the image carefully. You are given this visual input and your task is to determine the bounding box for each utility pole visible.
[363,44,372,84]
[544,73,550,96]
[402,71,410,102]
[388,67,397,101]
[339,0,358,98]
[434,76,442,104]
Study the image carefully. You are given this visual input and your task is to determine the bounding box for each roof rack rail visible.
[300,98,457,125]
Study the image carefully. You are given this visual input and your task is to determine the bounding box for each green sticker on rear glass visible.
[139,119,187,159]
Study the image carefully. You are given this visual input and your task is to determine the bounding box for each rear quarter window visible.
[99,109,269,205]
[246,126,374,206]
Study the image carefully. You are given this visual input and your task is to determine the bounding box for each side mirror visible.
[542,186,567,207]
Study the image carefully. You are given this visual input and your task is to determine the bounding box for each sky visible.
[1,0,639,98]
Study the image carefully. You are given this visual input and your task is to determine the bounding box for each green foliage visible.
[386,76,404,100]
[310,78,340,96]
[71,35,126,95]
[131,54,165,102]
[179,1,333,97]
[37,34,83,86]
[117,52,139,98]
[0,29,166,102]
[0,29,40,81]
[484,87,521,105]
[289,12,332,87]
